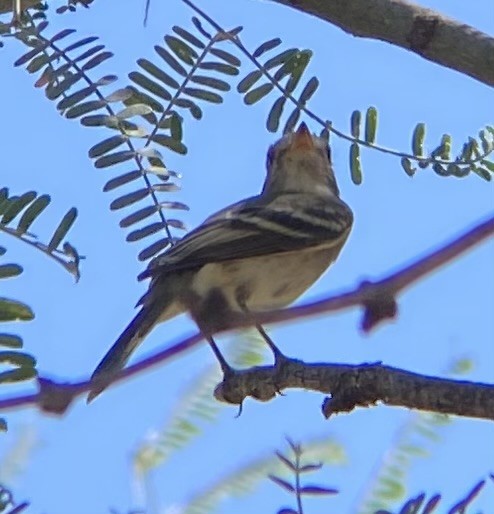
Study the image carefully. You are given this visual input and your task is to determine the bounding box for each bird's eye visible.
[266,145,275,169]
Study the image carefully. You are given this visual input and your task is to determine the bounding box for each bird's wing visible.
[139,194,352,280]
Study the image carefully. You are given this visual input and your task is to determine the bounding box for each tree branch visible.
[0,214,492,415]
[270,0,494,87]
[213,359,494,421]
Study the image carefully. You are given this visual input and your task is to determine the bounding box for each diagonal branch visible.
[269,0,494,87]
[0,213,492,415]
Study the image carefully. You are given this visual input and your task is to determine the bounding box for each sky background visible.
[0,0,493,513]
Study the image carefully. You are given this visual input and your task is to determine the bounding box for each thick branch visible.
[270,0,494,87]
[213,359,494,421]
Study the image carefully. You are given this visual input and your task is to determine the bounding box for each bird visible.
[88,122,354,402]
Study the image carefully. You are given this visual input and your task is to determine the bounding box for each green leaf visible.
[126,222,169,242]
[401,157,416,176]
[94,150,135,169]
[110,189,149,210]
[237,70,263,94]
[138,238,172,261]
[283,108,301,135]
[65,100,106,119]
[129,71,172,101]
[209,48,240,66]
[264,48,298,70]
[164,35,197,65]
[172,26,205,49]
[170,113,183,141]
[412,123,426,157]
[0,298,34,322]
[298,77,319,104]
[190,75,230,91]
[364,106,378,144]
[57,85,97,111]
[244,83,274,105]
[0,351,36,368]
[154,45,187,76]
[119,205,157,228]
[0,367,37,384]
[199,61,239,75]
[472,167,492,181]
[152,135,187,154]
[89,135,128,158]
[0,334,23,348]
[2,191,37,225]
[253,38,282,58]
[104,88,134,103]
[81,114,119,128]
[266,96,286,133]
[350,110,361,139]
[349,143,362,184]
[183,87,223,103]
[48,208,77,252]
[17,194,50,234]
[481,159,494,173]
[103,170,142,192]
[0,264,23,279]
[117,103,154,119]
[81,50,113,71]
[138,58,180,89]
[191,16,212,39]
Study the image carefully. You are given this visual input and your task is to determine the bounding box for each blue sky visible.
[0,0,493,513]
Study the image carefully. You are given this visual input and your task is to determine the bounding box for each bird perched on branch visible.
[88,122,353,402]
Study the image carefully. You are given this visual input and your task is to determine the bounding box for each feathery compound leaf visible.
[350,110,361,139]
[266,96,287,133]
[244,83,274,105]
[138,238,172,261]
[253,38,282,58]
[151,135,187,154]
[0,334,23,349]
[365,106,378,144]
[14,41,50,67]
[110,189,149,210]
[0,298,34,322]
[1,191,37,224]
[412,123,426,157]
[237,70,263,94]
[138,58,180,89]
[89,135,128,158]
[48,208,77,252]
[94,150,135,169]
[172,26,205,49]
[17,194,50,234]
[103,171,142,192]
[209,48,241,66]
[349,143,362,184]
[264,48,299,70]
[154,45,187,76]
[298,76,319,104]
[165,35,198,65]
[0,264,23,279]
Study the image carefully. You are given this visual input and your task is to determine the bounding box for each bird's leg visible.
[206,336,234,376]
[236,294,288,367]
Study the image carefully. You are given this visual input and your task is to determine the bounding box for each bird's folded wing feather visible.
[139,195,353,280]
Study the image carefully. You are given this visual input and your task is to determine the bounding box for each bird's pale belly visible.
[192,247,337,312]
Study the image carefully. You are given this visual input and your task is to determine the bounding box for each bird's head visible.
[262,123,339,197]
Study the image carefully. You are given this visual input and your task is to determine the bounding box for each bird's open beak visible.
[289,122,314,152]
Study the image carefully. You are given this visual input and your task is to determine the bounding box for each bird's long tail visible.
[87,304,162,403]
